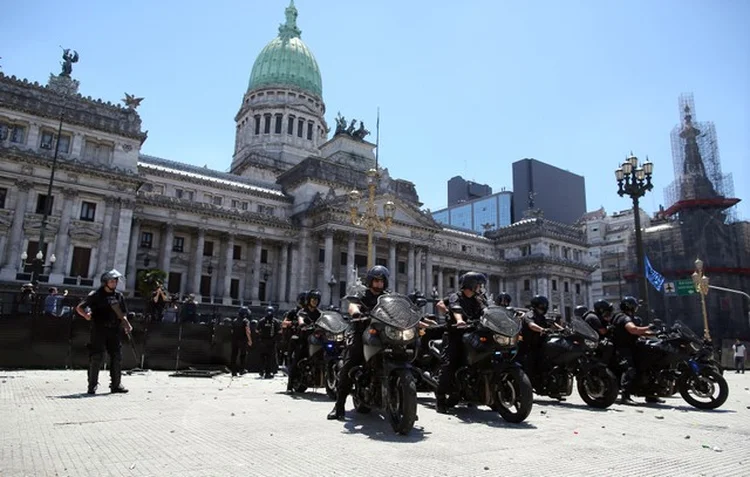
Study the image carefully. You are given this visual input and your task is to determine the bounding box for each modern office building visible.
[512,158,586,225]
[432,191,513,234]
[447,175,492,206]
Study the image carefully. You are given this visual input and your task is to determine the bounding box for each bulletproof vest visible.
[259,318,277,340]
[233,317,248,336]
[583,312,603,331]
[612,312,639,349]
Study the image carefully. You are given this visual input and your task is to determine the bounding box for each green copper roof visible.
[248,1,323,97]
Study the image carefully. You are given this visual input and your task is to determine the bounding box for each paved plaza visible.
[1,369,748,477]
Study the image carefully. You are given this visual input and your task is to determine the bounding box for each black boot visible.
[110,385,129,394]
[645,396,665,404]
[619,393,636,405]
[87,384,97,395]
[327,402,345,420]
[436,395,449,414]
[87,358,101,395]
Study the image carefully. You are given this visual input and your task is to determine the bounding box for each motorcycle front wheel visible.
[678,369,728,410]
[325,359,341,399]
[491,367,533,423]
[577,366,619,409]
[387,370,418,435]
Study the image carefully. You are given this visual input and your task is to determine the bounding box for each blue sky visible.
[3,0,748,219]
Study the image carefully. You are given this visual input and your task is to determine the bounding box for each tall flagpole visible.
[375,107,380,170]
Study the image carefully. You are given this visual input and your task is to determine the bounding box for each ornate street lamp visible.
[21,250,56,287]
[327,274,337,306]
[349,168,396,269]
[615,153,654,314]
[691,258,711,340]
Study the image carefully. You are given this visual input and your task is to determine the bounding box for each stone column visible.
[388,240,397,291]
[191,228,205,298]
[346,233,356,290]
[424,248,433,297]
[125,217,141,293]
[289,242,299,298]
[322,231,334,305]
[437,266,444,298]
[278,243,289,303]
[453,270,460,293]
[407,243,415,293]
[51,188,77,276]
[105,199,122,269]
[158,223,174,279]
[222,233,235,304]
[252,239,262,303]
[2,180,32,272]
[96,197,116,273]
[415,247,423,293]
[298,230,310,291]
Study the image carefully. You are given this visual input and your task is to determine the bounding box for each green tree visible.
[136,269,167,299]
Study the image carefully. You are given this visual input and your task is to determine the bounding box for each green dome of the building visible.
[248,1,322,98]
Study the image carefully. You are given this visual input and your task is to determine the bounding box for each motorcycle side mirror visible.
[344,295,363,305]
[415,298,427,308]
[652,318,663,327]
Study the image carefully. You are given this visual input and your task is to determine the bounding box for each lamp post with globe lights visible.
[615,153,654,315]
[348,168,397,270]
[691,258,711,340]
[327,274,337,307]
[20,250,56,288]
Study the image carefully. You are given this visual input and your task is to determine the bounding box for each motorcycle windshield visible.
[673,320,700,342]
[569,316,599,341]
[370,294,423,330]
[315,311,349,334]
[480,306,521,337]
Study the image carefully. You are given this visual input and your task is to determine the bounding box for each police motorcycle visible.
[345,292,423,435]
[421,305,534,423]
[616,319,728,409]
[530,315,620,408]
[288,310,349,397]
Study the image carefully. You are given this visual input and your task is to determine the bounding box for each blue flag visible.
[645,255,665,292]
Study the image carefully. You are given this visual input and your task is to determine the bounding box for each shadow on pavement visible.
[274,390,332,403]
[533,398,619,413]
[341,412,430,443]
[419,395,537,429]
[50,393,103,399]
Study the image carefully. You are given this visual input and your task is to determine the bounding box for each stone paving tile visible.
[0,370,748,477]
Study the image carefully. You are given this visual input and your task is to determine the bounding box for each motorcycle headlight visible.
[493,334,516,346]
[325,332,345,342]
[384,326,416,342]
[585,339,598,349]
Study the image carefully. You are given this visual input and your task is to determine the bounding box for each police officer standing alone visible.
[75,270,132,395]
[327,266,389,420]
[435,272,487,414]
[611,296,656,404]
[258,306,281,378]
[230,307,253,376]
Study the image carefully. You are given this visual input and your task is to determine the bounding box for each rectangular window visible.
[200,276,212,297]
[152,184,164,195]
[297,118,304,138]
[354,255,367,268]
[230,279,240,299]
[24,241,48,273]
[564,282,570,293]
[203,241,214,257]
[261,249,268,264]
[10,125,26,143]
[274,114,283,134]
[340,251,347,265]
[173,236,184,253]
[80,201,96,221]
[254,115,261,135]
[524,279,530,291]
[36,194,53,214]
[0,187,7,209]
[575,283,581,295]
[240,201,249,211]
[398,261,406,274]
[167,272,181,294]
[231,199,240,209]
[40,130,55,150]
[83,140,113,163]
[70,246,91,278]
[258,204,275,216]
[175,188,193,200]
[307,122,313,140]
[233,245,242,261]
[287,116,295,135]
[552,279,558,291]
[319,248,325,263]
[375,257,387,266]
[264,115,271,134]
[140,232,153,248]
[212,196,223,206]
[57,134,71,153]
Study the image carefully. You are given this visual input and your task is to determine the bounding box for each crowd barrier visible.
[0,316,265,371]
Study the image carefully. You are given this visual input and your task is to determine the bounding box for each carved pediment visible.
[68,219,103,241]
[0,209,14,231]
[23,213,60,235]
[171,253,191,267]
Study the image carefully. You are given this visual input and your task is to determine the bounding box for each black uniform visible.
[80,286,128,392]
[436,291,485,403]
[334,289,386,408]
[287,307,322,391]
[611,312,641,396]
[520,310,555,381]
[230,316,250,376]
[583,311,607,338]
[282,306,303,366]
[257,316,281,378]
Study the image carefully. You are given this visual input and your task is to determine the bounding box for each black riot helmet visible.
[265,306,275,318]
[238,306,251,319]
[593,300,613,316]
[620,296,639,314]
[459,272,487,291]
[574,305,588,318]
[495,292,512,307]
[296,291,308,308]
[307,289,322,308]
[365,265,390,290]
[530,295,549,314]
[100,269,123,284]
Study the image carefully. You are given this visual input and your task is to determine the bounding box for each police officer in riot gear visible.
[611,296,656,404]
[435,271,487,414]
[75,270,132,394]
[574,305,588,319]
[257,306,281,378]
[287,290,322,392]
[282,292,308,367]
[495,292,512,308]
[327,265,389,420]
[584,300,614,338]
[520,295,559,389]
[230,307,253,376]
